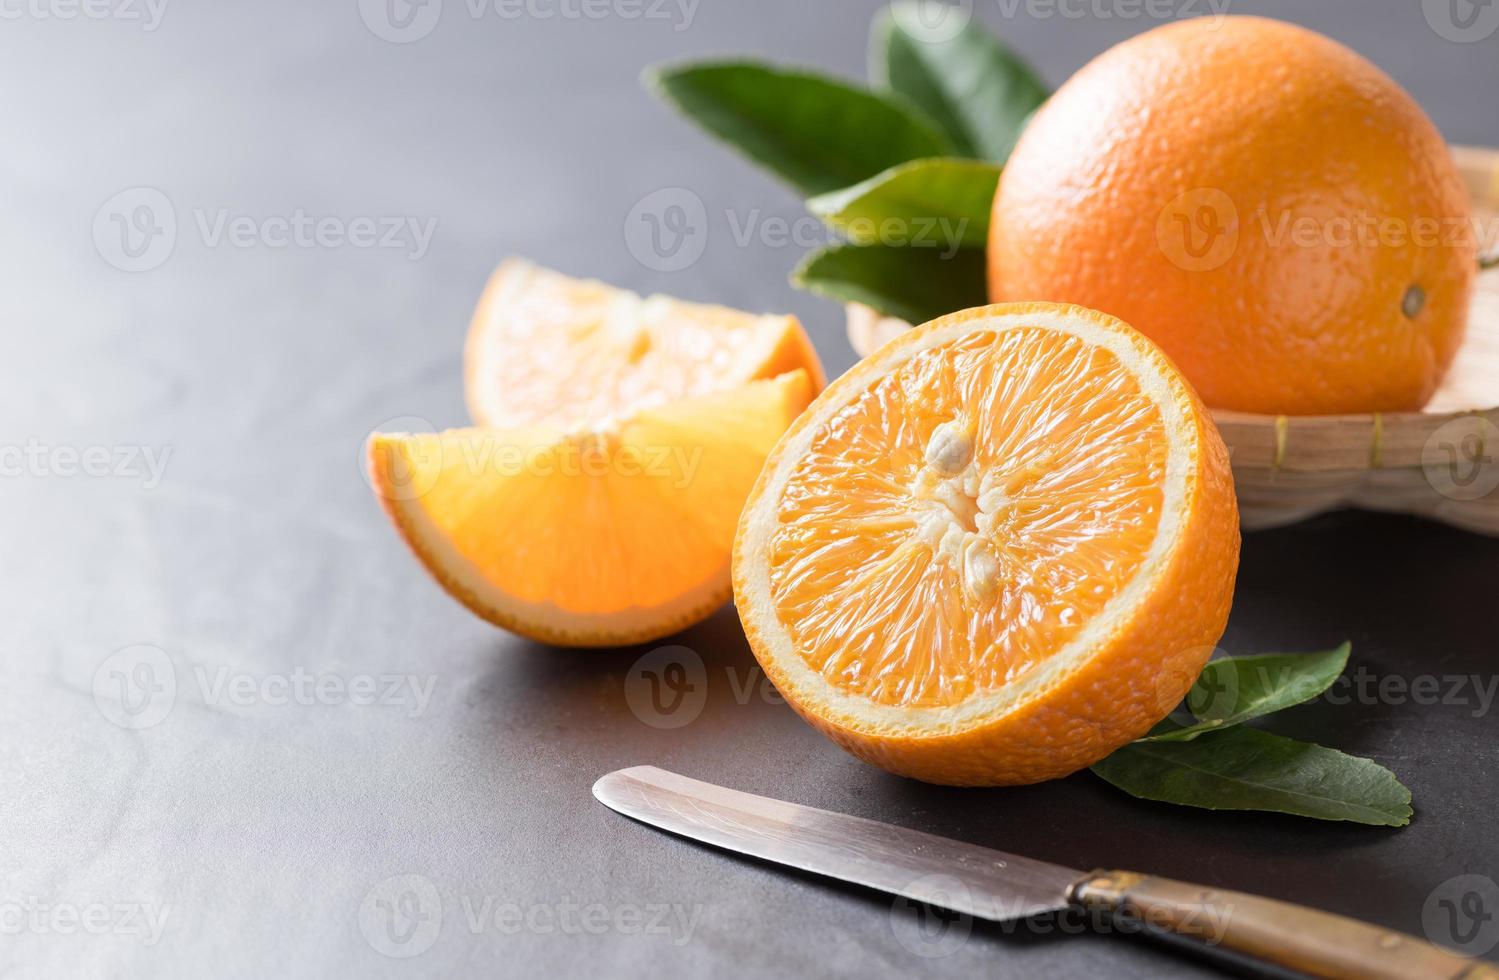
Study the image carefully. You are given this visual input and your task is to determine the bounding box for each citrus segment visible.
[733,305,1239,786]
[464,258,825,428]
[372,370,814,647]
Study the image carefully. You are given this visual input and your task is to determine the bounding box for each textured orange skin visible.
[989,17,1476,416]
[368,442,734,648]
[369,373,816,649]
[733,304,1240,787]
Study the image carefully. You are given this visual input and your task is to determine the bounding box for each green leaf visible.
[1142,643,1352,742]
[792,243,986,326]
[870,2,1049,161]
[1091,727,1412,827]
[645,61,952,197]
[806,158,1000,250]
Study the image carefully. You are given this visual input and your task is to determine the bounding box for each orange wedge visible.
[733,304,1240,786]
[372,370,814,647]
[464,258,826,428]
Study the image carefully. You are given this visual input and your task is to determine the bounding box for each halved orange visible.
[733,304,1239,786]
[464,258,826,428]
[372,370,814,647]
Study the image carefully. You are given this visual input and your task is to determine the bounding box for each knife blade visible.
[592,764,1079,921]
[593,766,1499,980]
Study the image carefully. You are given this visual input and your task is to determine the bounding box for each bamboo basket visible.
[845,145,1499,535]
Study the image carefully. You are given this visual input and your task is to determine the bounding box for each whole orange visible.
[988,16,1476,415]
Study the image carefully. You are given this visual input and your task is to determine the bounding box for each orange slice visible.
[464,258,826,428]
[372,370,814,647]
[733,304,1239,786]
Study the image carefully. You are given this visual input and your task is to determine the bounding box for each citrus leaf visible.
[870,2,1049,161]
[792,243,986,326]
[1142,643,1352,742]
[1092,727,1412,827]
[645,61,952,197]
[806,158,1000,249]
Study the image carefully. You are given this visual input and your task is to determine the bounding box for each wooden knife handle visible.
[1072,869,1499,980]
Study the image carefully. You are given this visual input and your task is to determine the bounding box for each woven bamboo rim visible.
[844,145,1499,534]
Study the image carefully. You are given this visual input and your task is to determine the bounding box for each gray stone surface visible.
[3,1,1497,976]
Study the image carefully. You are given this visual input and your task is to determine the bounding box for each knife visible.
[593,766,1496,980]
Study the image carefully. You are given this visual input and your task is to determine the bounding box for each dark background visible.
[4,1,1497,976]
